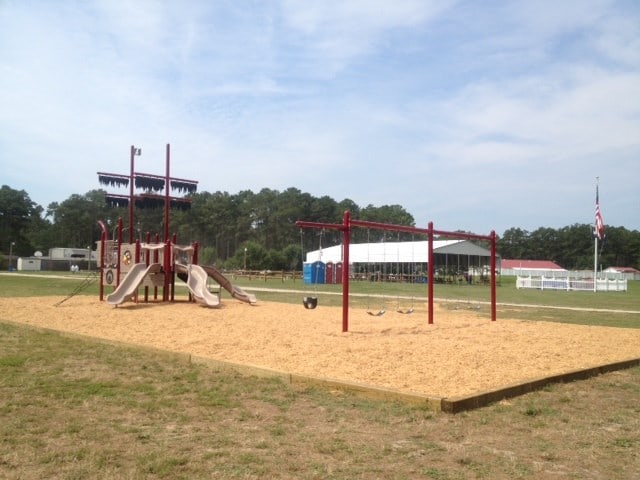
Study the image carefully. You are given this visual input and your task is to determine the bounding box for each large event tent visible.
[305,239,496,277]
[305,239,490,263]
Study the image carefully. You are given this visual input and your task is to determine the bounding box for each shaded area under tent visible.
[303,240,499,285]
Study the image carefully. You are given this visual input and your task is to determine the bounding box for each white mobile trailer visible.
[48,247,92,260]
[17,258,41,271]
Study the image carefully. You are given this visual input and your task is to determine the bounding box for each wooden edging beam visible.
[6,321,639,414]
[442,357,640,413]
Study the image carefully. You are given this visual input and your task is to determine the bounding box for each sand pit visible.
[2,296,640,401]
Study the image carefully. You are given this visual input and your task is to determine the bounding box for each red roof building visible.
[604,266,640,280]
[500,259,566,276]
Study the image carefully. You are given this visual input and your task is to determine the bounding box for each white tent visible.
[304,240,491,264]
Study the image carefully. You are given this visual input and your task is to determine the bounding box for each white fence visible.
[516,276,627,292]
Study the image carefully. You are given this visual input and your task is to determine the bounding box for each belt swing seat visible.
[301,229,323,309]
[366,229,386,317]
[396,233,415,314]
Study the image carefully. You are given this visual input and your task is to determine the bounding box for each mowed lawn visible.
[1,274,639,479]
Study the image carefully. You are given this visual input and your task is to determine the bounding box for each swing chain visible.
[300,228,319,309]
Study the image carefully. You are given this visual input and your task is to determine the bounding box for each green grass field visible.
[1,272,639,478]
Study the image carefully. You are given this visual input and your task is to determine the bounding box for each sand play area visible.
[2,295,640,401]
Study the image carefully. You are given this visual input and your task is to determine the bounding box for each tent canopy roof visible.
[305,240,492,264]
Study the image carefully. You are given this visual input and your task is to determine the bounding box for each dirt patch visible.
[2,296,640,398]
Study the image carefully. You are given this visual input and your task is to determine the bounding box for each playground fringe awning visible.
[134,194,192,210]
[171,180,198,194]
[98,173,129,188]
[104,194,191,210]
[135,176,165,192]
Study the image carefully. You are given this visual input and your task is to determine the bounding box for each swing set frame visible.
[296,211,497,333]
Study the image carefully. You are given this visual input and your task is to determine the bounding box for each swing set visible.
[296,211,497,333]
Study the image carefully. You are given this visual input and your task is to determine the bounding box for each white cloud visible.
[279,0,452,74]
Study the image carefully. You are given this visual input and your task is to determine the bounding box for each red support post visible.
[164,143,171,243]
[154,233,160,300]
[133,240,141,303]
[341,211,351,332]
[163,239,171,302]
[97,220,107,301]
[116,218,123,288]
[427,221,434,325]
[490,230,497,322]
[134,239,141,264]
[144,232,151,302]
[129,146,135,244]
[171,233,178,301]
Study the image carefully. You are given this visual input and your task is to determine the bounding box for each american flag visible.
[595,184,605,240]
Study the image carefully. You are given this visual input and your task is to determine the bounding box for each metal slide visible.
[185,264,220,307]
[200,265,257,305]
[106,263,162,305]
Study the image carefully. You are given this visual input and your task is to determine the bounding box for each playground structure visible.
[95,144,256,307]
[296,211,497,332]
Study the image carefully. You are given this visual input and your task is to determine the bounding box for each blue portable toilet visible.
[303,263,312,284]
[303,261,325,284]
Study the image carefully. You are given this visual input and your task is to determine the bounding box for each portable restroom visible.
[303,261,325,284]
[325,261,335,284]
[335,261,343,284]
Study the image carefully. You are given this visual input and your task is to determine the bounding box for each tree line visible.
[1,184,639,271]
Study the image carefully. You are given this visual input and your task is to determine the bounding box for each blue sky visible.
[1,0,639,235]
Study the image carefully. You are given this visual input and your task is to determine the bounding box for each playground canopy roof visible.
[304,240,493,264]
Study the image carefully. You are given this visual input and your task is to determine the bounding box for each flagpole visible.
[594,230,597,292]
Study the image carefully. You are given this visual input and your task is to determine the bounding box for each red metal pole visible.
[144,232,150,302]
[428,221,434,325]
[134,240,141,303]
[154,233,160,299]
[295,220,345,230]
[171,234,177,302]
[164,144,170,243]
[129,146,135,244]
[490,230,497,322]
[116,218,123,288]
[350,219,429,235]
[163,239,171,301]
[342,211,350,332]
[97,220,107,301]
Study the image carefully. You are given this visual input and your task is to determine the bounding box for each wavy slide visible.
[185,264,220,307]
[106,263,162,305]
[199,264,257,305]
[176,263,256,306]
